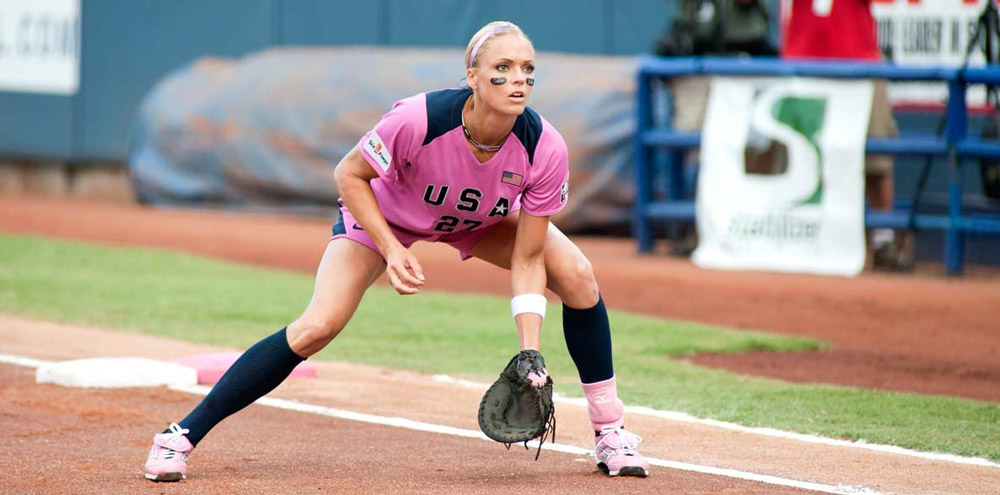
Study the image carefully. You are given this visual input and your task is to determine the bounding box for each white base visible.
[36,357,198,388]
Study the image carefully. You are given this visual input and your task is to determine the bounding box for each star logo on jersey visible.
[501,171,523,187]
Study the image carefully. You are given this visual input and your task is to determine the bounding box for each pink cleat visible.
[594,425,649,477]
[144,423,194,482]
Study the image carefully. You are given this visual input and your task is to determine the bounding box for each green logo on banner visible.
[771,97,827,205]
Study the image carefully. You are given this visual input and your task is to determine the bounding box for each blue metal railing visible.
[635,55,1000,275]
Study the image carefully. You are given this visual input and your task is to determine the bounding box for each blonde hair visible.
[465,21,532,69]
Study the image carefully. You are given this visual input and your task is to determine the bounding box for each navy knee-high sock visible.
[562,295,615,384]
[176,328,304,446]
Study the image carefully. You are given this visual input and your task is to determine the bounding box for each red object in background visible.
[781,0,882,61]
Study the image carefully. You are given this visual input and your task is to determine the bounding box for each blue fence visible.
[634,55,1000,275]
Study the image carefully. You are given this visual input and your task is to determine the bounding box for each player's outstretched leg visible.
[143,326,304,482]
[142,238,385,482]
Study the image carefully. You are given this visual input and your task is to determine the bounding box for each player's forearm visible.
[336,175,401,254]
[510,212,549,296]
[514,312,543,351]
[510,251,546,296]
[511,251,546,351]
[510,212,550,351]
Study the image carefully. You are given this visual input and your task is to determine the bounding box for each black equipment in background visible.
[967,1,1000,200]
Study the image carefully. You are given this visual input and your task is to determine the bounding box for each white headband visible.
[467,25,514,68]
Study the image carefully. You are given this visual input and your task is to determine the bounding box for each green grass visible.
[2,233,998,461]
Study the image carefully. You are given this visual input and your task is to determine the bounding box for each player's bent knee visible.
[553,257,599,308]
[287,317,343,357]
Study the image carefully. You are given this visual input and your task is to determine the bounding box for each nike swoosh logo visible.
[352,223,364,231]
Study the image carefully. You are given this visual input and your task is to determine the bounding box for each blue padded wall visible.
[278,0,381,46]
[0,93,74,159]
[496,0,609,54]
[384,0,495,48]
[612,0,675,55]
[0,0,698,161]
[76,0,274,160]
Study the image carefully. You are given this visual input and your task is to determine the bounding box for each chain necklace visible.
[461,108,503,152]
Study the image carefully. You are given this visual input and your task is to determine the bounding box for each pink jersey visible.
[356,88,570,238]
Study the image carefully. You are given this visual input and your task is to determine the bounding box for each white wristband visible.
[511,294,547,319]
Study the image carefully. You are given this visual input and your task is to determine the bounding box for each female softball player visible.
[145,20,649,481]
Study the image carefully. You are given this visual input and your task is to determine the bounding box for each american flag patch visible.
[501,171,523,187]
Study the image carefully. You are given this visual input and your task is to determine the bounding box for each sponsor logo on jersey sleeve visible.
[363,131,392,172]
[560,181,569,203]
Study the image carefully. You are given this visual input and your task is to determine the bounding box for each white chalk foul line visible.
[1,353,991,492]
[0,353,874,493]
[171,383,880,495]
[432,374,1000,469]
[0,353,53,369]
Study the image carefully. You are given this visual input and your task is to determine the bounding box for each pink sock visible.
[582,376,625,432]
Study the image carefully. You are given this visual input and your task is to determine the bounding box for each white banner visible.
[0,0,80,95]
[872,0,991,105]
[692,77,873,276]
